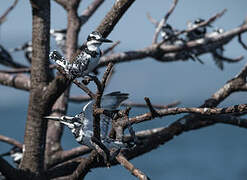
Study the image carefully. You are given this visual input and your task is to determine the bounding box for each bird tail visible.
[101,91,129,110]
[49,50,70,70]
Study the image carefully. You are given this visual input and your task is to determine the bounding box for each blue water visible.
[1,102,247,180]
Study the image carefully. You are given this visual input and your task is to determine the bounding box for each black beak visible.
[100,38,112,43]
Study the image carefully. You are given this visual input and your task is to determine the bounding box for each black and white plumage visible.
[186,18,210,41]
[161,24,175,42]
[50,29,67,54]
[44,92,129,150]
[10,41,32,63]
[0,44,26,68]
[0,146,23,167]
[49,31,112,78]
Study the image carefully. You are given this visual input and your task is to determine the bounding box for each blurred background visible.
[1,0,247,179]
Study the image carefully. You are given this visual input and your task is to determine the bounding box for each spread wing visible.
[83,91,129,138]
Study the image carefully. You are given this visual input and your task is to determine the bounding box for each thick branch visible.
[79,0,105,27]
[96,0,136,37]
[97,23,247,67]
[0,72,30,91]
[129,104,247,125]
[20,0,51,173]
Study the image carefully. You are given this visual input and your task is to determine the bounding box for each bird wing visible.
[82,91,129,138]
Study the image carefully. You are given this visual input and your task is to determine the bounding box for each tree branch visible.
[96,0,136,38]
[97,23,247,67]
[0,135,23,149]
[0,0,18,25]
[0,72,30,91]
[116,153,150,180]
[152,0,178,44]
[79,0,105,27]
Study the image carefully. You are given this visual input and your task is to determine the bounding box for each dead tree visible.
[1,0,247,179]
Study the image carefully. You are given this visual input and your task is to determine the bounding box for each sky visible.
[0,0,247,179]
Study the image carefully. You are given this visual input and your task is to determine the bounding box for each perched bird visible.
[44,92,129,150]
[186,18,210,41]
[0,44,26,68]
[49,31,112,78]
[10,41,32,63]
[50,29,67,54]
[0,146,23,167]
[161,24,176,43]
[210,28,225,70]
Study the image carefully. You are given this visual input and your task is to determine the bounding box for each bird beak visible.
[43,116,61,121]
[100,38,112,43]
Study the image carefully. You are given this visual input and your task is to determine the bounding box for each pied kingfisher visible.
[50,29,67,54]
[161,23,181,44]
[44,92,129,150]
[186,18,211,41]
[49,31,112,79]
[10,41,32,63]
[0,146,23,167]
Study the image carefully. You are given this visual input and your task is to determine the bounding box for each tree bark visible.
[20,0,51,174]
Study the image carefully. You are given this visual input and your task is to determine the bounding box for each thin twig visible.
[122,100,180,109]
[0,0,18,25]
[73,79,96,99]
[146,12,159,26]
[93,63,114,140]
[144,97,161,118]
[116,153,150,180]
[213,54,243,63]
[152,0,178,44]
[238,33,247,50]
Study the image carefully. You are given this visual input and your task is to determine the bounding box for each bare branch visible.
[98,23,247,67]
[0,0,18,25]
[144,97,161,118]
[53,0,69,10]
[67,151,98,180]
[0,135,23,149]
[79,0,105,27]
[116,153,150,180]
[152,0,178,44]
[93,63,114,140]
[96,0,136,38]
[48,146,91,168]
[0,72,30,91]
[69,95,91,103]
[238,33,247,50]
[169,9,227,42]
[212,53,243,63]
[146,12,159,26]
[73,79,96,99]
[122,100,180,109]
[129,104,247,125]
